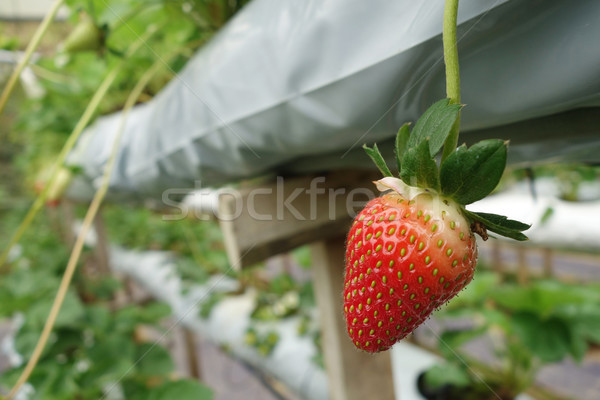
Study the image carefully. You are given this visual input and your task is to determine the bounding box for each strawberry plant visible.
[343,0,530,352]
[344,102,530,352]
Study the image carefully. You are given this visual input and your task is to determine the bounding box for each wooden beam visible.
[311,236,395,400]
[218,170,378,269]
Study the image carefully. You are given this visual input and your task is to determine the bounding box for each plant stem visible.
[6,35,171,400]
[441,0,461,163]
[0,25,160,270]
[0,0,66,116]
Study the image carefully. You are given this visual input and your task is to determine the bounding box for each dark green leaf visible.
[440,139,507,205]
[490,281,590,316]
[363,143,393,177]
[568,326,589,363]
[511,312,572,363]
[464,210,529,241]
[135,343,175,377]
[399,139,440,190]
[559,304,600,344]
[470,212,530,232]
[395,123,411,172]
[423,364,471,389]
[408,98,462,156]
[148,379,213,400]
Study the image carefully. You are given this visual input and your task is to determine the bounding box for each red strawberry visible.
[344,99,530,352]
[343,186,477,353]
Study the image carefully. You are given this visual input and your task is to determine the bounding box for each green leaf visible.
[511,312,572,363]
[423,364,471,389]
[492,283,576,315]
[363,143,393,177]
[464,210,529,241]
[135,343,175,377]
[470,212,530,232]
[399,139,440,190]
[147,379,213,400]
[439,327,487,357]
[408,98,462,156]
[395,123,411,171]
[540,206,554,224]
[568,326,589,363]
[444,271,500,309]
[559,303,600,344]
[440,139,507,205]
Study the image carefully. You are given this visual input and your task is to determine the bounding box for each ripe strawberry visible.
[344,188,477,352]
[343,99,530,352]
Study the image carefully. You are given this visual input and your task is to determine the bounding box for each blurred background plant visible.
[2,1,600,399]
[417,267,600,400]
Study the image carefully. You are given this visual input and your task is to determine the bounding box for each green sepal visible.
[408,98,462,157]
[395,123,411,172]
[440,139,507,205]
[362,143,393,177]
[464,209,530,241]
[399,139,440,191]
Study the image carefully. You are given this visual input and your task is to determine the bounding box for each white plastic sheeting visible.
[68,0,600,200]
[472,178,600,251]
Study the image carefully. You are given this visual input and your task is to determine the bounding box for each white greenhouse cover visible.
[68,0,600,200]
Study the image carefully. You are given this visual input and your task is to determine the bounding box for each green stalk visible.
[441,0,461,163]
[0,0,66,116]
[0,25,160,269]
[6,40,173,400]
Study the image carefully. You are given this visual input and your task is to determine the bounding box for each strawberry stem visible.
[441,0,461,163]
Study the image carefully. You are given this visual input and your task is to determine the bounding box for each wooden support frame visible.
[218,170,379,269]
[216,170,395,399]
[312,236,394,400]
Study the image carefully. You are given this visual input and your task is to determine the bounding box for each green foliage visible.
[102,204,228,272]
[440,139,507,205]
[422,364,471,389]
[407,98,462,157]
[394,123,411,171]
[11,0,248,187]
[463,210,530,241]
[432,270,600,395]
[362,143,393,177]
[364,99,528,241]
[243,327,280,356]
[146,379,213,400]
[399,139,440,190]
[509,163,600,202]
[291,245,312,269]
[0,1,254,397]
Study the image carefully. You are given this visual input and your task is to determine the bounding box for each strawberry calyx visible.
[364,99,530,241]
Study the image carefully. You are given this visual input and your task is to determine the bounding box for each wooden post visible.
[183,327,203,380]
[542,248,554,278]
[491,241,505,281]
[311,236,395,400]
[516,246,529,285]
